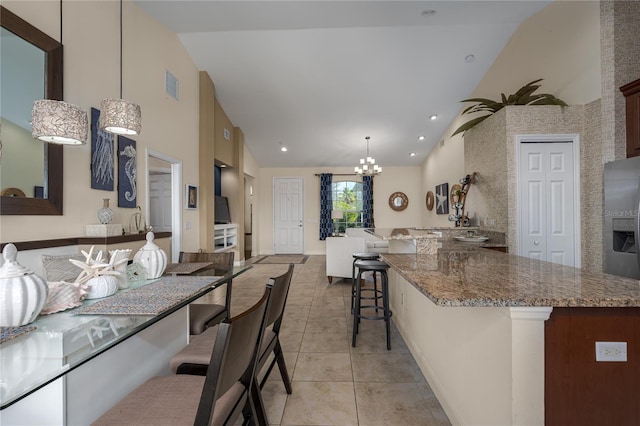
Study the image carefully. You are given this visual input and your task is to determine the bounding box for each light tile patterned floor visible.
[195,255,451,426]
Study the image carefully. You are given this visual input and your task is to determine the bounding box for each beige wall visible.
[421,131,466,228]
[257,167,422,255]
[214,99,234,167]
[1,1,201,250]
[472,1,601,105]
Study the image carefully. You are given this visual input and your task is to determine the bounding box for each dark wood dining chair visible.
[180,251,235,335]
[93,282,273,426]
[170,264,295,394]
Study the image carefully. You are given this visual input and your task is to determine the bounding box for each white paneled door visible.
[518,139,578,267]
[273,177,304,254]
[149,173,172,232]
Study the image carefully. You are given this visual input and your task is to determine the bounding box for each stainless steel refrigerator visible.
[604,156,640,279]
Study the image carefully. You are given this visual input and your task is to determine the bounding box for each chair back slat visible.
[179,251,234,270]
[265,264,295,328]
[194,283,272,426]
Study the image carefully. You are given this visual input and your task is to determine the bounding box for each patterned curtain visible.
[362,175,374,228]
[319,173,333,240]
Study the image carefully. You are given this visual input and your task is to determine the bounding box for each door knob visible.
[533,241,540,246]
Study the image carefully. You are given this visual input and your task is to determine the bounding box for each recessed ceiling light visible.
[418,136,425,141]
[465,54,476,63]
[421,10,436,17]
[220,164,226,168]
[410,152,416,157]
[429,114,438,120]
[280,146,287,152]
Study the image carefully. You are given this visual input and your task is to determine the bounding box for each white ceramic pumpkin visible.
[0,244,48,327]
[85,275,119,299]
[133,232,167,279]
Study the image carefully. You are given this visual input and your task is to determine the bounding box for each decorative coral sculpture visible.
[68,246,128,299]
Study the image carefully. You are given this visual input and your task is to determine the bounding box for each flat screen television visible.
[215,195,231,224]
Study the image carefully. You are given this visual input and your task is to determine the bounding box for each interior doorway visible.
[273,177,304,254]
[244,174,255,260]
[145,149,182,262]
[516,134,581,267]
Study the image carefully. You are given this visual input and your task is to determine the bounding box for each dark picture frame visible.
[435,183,449,214]
[186,184,198,209]
[117,136,137,208]
[90,108,115,191]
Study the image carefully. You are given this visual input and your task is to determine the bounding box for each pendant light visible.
[99,0,142,136]
[354,136,382,175]
[31,0,88,145]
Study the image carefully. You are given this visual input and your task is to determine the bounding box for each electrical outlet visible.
[595,341,627,362]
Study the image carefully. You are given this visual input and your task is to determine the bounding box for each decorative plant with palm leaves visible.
[451,79,568,137]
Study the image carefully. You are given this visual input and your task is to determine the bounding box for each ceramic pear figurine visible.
[133,232,167,279]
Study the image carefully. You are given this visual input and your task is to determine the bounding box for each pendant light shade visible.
[99,0,141,136]
[30,0,88,145]
[32,100,88,145]
[99,98,141,136]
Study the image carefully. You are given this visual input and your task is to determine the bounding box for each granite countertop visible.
[381,249,640,308]
[366,227,440,241]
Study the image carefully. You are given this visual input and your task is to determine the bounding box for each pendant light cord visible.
[59,0,64,98]
[120,0,123,99]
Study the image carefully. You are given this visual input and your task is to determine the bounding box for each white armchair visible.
[325,236,366,284]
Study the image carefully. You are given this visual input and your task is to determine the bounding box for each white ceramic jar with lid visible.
[0,243,48,327]
[133,232,167,279]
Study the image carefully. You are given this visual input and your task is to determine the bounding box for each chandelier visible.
[354,136,382,175]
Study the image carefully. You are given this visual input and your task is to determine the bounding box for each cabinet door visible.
[621,79,640,158]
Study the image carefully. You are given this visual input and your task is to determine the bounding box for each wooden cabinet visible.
[620,78,640,158]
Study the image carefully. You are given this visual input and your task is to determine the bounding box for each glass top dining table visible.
[0,264,250,410]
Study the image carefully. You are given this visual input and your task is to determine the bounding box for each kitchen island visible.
[381,248,640,425]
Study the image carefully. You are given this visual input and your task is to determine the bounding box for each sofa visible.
[344,228,389,253]
[325,228,388,283]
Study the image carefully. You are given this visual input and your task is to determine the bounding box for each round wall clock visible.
[426,191,434,211]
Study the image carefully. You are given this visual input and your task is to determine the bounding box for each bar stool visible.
[351,252,380,312]
[352,259,392,350]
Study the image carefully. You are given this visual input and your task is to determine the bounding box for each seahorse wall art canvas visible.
[90,108,114,191]
[118,136,137,208]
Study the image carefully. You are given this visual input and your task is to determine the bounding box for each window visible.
[331,180,363,233]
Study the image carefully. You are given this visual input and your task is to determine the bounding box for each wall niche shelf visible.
[214,224,238,253]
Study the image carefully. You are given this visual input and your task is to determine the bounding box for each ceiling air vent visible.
[165,70,179,100]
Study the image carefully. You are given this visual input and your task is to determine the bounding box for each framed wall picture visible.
[186,184,198,209]
[435,183,449,214]
[90,108,115,191]
[117,136,137,208]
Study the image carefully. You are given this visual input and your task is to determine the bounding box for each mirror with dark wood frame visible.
[1,5,64,215]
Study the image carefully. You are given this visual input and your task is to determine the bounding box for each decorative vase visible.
[109,249,132,289]
[133,232,167,279]
[0,244,48,327]
[85,275,119,299]
[97,198,114,224]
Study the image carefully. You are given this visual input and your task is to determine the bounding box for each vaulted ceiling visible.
[135,1,551,168]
